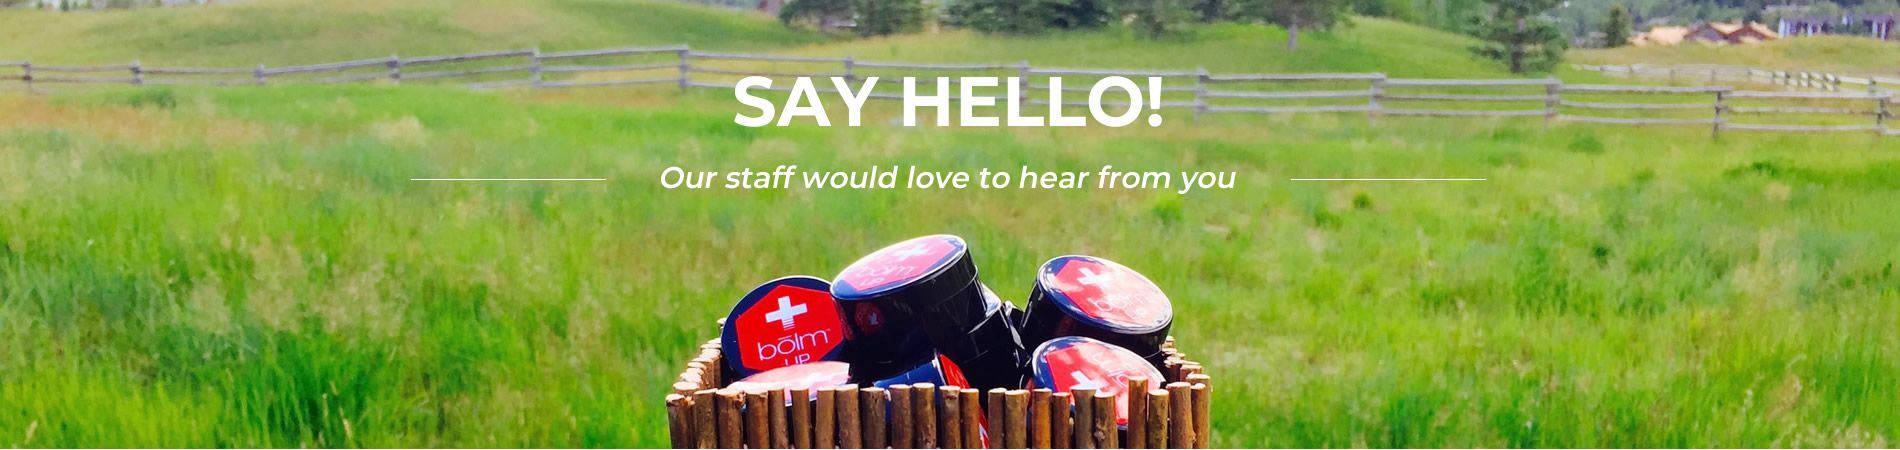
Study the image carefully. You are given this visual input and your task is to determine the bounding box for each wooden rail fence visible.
[1573,63,1900,95]
[3,47,1894,137]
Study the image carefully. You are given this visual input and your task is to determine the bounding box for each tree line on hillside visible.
[1569,0,1899,47]
[779,0,1569,73]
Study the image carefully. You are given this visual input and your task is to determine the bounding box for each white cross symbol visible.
[765,296,807,330]
[1069,371,1105,390]
[1076,267,1116,289]
[889,243,931,260]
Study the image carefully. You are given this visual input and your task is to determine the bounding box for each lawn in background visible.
[0,84,1896,447]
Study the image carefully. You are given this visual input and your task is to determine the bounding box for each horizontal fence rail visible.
[3,47,1894,137]
[1575,63,1900,96]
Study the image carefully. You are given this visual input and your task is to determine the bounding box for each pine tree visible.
[946,0,1041,33]
[944,0,1110,33]
[1603,3,1631,47]
[1115,0,1192,38]
[853,0,927,36]
[1238,0,1349,50]
[1189,0,1235,21]
[780,0,853,31]
[1470,0,1567,73]
[1047,0,1113,29]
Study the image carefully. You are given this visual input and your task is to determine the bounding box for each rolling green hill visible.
[20,0,1891,80]
[0,0,1532,78]
[780,19,1523,78]
[0,0,835,65]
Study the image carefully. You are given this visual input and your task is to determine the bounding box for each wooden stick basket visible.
[664,326,1213,449]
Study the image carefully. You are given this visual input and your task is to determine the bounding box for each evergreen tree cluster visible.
[780,0,925,36]
[937,0,1350,45]
[779,0,1573,72]
[942,0,1113,33]
[1469,0,1568,72]
[1603,3,1631,48]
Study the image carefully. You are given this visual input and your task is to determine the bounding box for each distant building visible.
[1689,22,1780,44]
[1778,16,1834,36]
[1686,24,1726,42]
[1778,14,1897,40]
[1861,14,1896,40]
[1635,22,1777,46]
[1631,26,1691,46]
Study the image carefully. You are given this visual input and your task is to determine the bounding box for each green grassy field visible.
[3,82,1897,448]
[3,1,1899,449]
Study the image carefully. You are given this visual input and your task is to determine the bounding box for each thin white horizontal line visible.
[1290,178,1487,181]
[411,178,607,181]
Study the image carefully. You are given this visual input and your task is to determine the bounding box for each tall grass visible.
[0,84,1895,447]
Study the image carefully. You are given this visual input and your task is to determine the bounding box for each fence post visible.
[1878,95,1890,136]
[1367,73,1384,123]
[387,55,401,84]
[131,59,142,86]
[1712,89,1727,139]
[1543,79,1559,128]
[254,64,266,86]
[843,56,856,86]
[530,47,543,88]
[1194,66,1209,122]
[20,61,29,93]
[676,45,690,92]
[1017,60,1031,107]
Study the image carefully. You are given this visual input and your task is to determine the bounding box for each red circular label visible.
[1037,338,1164,426]
[728,361,851,393]
[734,284,846,372]
[834,235,964,298]
[1042,257,1170,330]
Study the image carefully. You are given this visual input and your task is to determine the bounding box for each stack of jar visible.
[718,234,1176,426]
